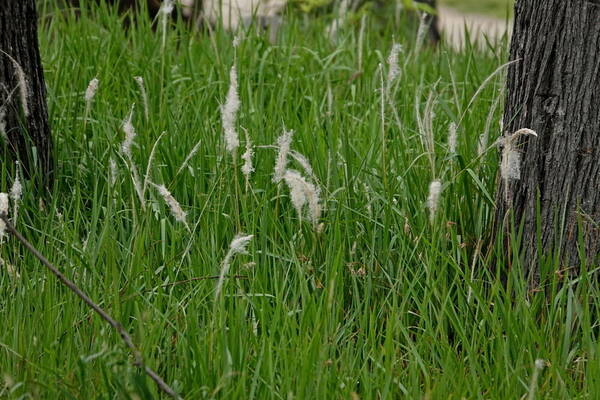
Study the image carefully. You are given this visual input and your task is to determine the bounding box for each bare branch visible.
[0,213,181,399]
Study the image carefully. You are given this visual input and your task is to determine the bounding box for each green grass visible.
[1,3,598,399]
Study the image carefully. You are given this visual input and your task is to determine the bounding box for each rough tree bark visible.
[0,0,54,190]
[495,0,600,282]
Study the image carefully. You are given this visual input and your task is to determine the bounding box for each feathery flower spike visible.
[84,77,99,103]
[222,65,240,154]
[0,193,8,240]
[387,43,403,86]
[273,130,294,183]
[215,234,253,298]
[152,183,189,231]
[241,129,254,179]
[427,180,442,222]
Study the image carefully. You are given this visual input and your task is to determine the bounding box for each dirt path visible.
[438,6,512,49]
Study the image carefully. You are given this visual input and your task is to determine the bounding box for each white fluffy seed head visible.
[284,169,307,219]
[0,193,8,215]
[427,180,442,222]
[10,175,22,204]
[477,132,488,157]
[501,148,522,181]
[290,151,315,181]
[229,233,253,255]
[273,130,294,183]
[241,132,254,177]
[499,128,538,183]
[0,257,19,280]
[283,169,321,227]
[448,122,458,155]
[387,43,403,84]
[215,233,253,298]
[0,192,8,239]
[177,140,202,175]
[0,106,6,141]
[160,0,174,15]
[134,76,149,122]
[512,128,538,138]
[222,65,240,154]
[154,184,188,227]
[10,59,29,117]
[306,185,322,225]
[109,158,118,186]
[84,78,99,102]
[414,12,429,55]
[535,359,546,370]
[121,108,136,158]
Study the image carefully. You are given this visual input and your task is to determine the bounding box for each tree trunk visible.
[495,0,600,283]
[0,0,54,190]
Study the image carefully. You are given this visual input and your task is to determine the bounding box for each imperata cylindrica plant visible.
[283,169,322,228]
[414,12,429,56]
[84,77,99,103]
[142,131,167,199]
[10,163,22,224]
[0,105,7,141]
[152,183,190,231]
[120,106,144,207]
[160,0,174,52]
[289,150,316,181]
[109,157,118,186]
[448,122,458,155]
[498,128,537,201]
[84,77,99,128]
[427,179,442,222]
[526,359,546,400]
[222,65,240,155]
[232,34,241,48]
[273,130,294,183]
[415,86,438,174]
[7,56,29,117]
[0,257,19,280]
[0,51,28,116]
[121,107,137,158]
[241,129,254,186]
[177,140,202,175]
[477,132,488,157]
[283,169,307,220]
[215,233,253,299]
[134,76,149,123]
[160,0,174,15]
[387,43,403,88]
[0,192,8,241]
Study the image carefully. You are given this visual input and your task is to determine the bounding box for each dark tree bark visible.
[0,0,53,190]
[495,0,600,282]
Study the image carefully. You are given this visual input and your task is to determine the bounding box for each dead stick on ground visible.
[0,214,181,399]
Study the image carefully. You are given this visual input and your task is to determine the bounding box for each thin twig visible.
[0,214,181,399]
[161,274,248,288]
